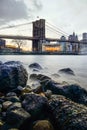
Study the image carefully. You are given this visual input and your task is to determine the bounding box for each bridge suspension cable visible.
[46,25,64,37]
[0,21,32,31]
[46,23,68,38]
[46,21,69,37]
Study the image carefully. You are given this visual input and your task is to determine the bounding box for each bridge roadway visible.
[0,34,84,44]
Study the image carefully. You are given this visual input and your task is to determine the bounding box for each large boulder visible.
[29,63,42,70]
[33,120,54,130]
[0,61,28,93]
[59,68,75,75]
[6,107,31,128]
[48,95,87,130]
[22,93,48,120]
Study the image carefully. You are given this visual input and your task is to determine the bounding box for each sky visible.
[0,0,87,50]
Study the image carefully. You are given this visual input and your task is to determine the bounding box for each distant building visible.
[60,36,66,52]
[80,33,87,54]
[0,39,6,49]
[68,32,78,41]
[82,33,87,41]
[66,32,79,53]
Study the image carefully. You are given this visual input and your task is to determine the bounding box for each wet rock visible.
[6,107,31,128]
[33,120,54,130]
[29,63,42,70]
[36,74,87,105]
[44,90,52,99]
[0,61,28,93]
[1,122,19,130]
[59,68,75,75]
[0,123,12,130]
[61,84,87,105]
[6,92,17,97]
[30,74,38,80]
[0,120,3,128]
[0,61,2,65]
[2,101,13,110]
[48,95,87,130]
[7,102,22,112]
[22,93,48,120]
[6,96,20,103]
[51,73,60,78]
[2,112,6,121]
[33,69,39,72]
[37,74,51,81]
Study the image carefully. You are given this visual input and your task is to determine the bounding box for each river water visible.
[0,55,87,89]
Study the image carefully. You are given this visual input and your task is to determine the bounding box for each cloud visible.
[0,0,29,25]
[32,0,43,10]
[0,0,43,25]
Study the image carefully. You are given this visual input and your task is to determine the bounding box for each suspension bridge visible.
[0,19,83,52]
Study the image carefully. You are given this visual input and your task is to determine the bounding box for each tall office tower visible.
[83,33,87,41]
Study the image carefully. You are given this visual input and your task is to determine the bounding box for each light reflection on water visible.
[0,55,87,89]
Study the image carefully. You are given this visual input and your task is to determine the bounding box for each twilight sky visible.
[0,0,87,49]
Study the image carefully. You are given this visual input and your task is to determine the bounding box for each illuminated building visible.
[42,43,61,52]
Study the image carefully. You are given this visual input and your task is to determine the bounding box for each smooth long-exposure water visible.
[0,55,87,89]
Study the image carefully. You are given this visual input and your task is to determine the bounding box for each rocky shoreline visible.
[0,61,87,130]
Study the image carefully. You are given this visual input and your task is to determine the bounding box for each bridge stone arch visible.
[32,19,45,52]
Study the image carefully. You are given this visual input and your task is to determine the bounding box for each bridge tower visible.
[32,19,45,52]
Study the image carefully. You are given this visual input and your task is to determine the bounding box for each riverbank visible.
[0,51,79,55]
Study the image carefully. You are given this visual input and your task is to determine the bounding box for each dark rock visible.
[33,120,54,130]
[37,74,51,81]
[48,95,87,130]
[22,93,48,120]
[1,123,19,130]
[35,74,87,105]
[29,63,42,70]
[51,73,60,78]
[61,84,87,105]
[0,123,12,130]
[6,107,31,128]
[0,61,28,93]
[7,102,22,112]
[6,92,17,97]
[33,69,39,72]
[2,101,13,110]
[5,96,20,103]
[33,86,43,94]
[59,68,75,75]
[0,61,2,65]
[44,90,52,99]
[0,98,5,104]
[2,112,7,121]
[30,74,38,80]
